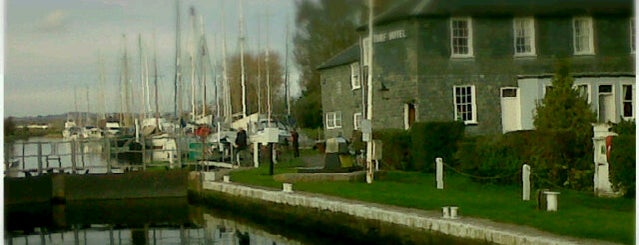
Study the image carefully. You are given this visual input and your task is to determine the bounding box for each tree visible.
[292,0,394,128]
[226,51,284,116]
[533,60,597,135]
[533,60,597,188]
[4,117,16,136]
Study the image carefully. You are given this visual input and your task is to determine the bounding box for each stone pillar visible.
[436,158,444,189]
[522,164,531,201]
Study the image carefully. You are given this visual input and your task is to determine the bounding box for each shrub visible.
[372,129,411,170]
[609,135,636,198]
[611,118,635,136]
[455,130,594,190]
[411,122,465,172]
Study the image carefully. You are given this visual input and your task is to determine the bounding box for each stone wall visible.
[202,181,618,245]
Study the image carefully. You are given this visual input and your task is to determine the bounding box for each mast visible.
[256,13,262,114]
[284,13,291,117]
[189,6,197,122]
[138,34,145,121]
[221,4,231,124]
[265,12,271,126]
[199,15,207,119]
[74,87,79,125]
[174,0,183,120]
[122,34,132,127]
[154,32,160,130]
[86,86,90,126]
[239,0,247,118]
[366,0,374,184]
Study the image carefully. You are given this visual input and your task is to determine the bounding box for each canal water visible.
[4,137,489,244]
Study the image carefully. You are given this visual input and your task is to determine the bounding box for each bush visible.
[455,130,594,190]
[609,135,635,198]
[411,122,465,172]
[611,118,635,136]
[372,129,411,170]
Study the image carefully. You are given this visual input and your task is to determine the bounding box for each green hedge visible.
[609,135,635,198]
[410,122,465,172]
[456,130,594,190]
[372,129,411,170]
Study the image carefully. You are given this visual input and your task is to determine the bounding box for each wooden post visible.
[37,142,43,175]
[269,143,274,175]
[105,138,112,174]
[71,140,77,174]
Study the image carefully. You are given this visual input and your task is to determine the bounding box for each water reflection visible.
[5,198,304,245]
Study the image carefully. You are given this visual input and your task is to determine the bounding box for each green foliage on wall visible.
[410,122,465,172]
[609,135,636,198]
[372,129,411,170]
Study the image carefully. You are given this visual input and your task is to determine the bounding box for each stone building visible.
[318,0,634,139]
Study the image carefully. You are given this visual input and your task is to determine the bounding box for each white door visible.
[598,85,615,123]
[500,88,521,133]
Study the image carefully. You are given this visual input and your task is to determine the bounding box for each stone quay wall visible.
[202,180,619,245]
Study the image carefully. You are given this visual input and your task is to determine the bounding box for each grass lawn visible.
[229,151,635,245]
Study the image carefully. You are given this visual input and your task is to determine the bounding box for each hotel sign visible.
[373,29,407,43]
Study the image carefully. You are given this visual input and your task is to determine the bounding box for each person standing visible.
[234,127,248,166]
[291,129,299,158]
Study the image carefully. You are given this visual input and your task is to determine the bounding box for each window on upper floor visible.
[622,84,634,119]
[453,85,477,124]
[450,17,474,58]
[631,18,635,54]
[353,112,362,130]
[351,62,361,90]
[326,111,342,129]
[573,17,595,55]
[513,17,536,56]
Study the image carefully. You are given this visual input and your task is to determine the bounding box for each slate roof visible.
[317,43,360,70]
[361,0,633,29]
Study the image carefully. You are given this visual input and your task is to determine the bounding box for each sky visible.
[3,0,300,118]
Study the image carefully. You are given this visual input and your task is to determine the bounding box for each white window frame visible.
[450,17,474,58]
[353,112,362,130]
[362,37,371,66]
[513,17,536,57]
[325,111,342,129]
[350,62,361,90]
[621,83,635,119]
[573,83,591,103]
[453,85,477,124]
[631,18,635,54]
[573,17,595,55]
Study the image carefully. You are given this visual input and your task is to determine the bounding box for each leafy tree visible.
[226,52,284,116]
[4,117,16,136]
[533,60,597,187]
[292,0,394,128]
[533,61,597,134]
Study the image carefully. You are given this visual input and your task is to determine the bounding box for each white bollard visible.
[450,206,459,219]
[436,158,444,189]
[522,164,531,201]
[223,175,230,183]
[253,143,260,168]
[544,191,560,211]
[283,183,293,193]
[442,206,450,218]
[203,172,216,182]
